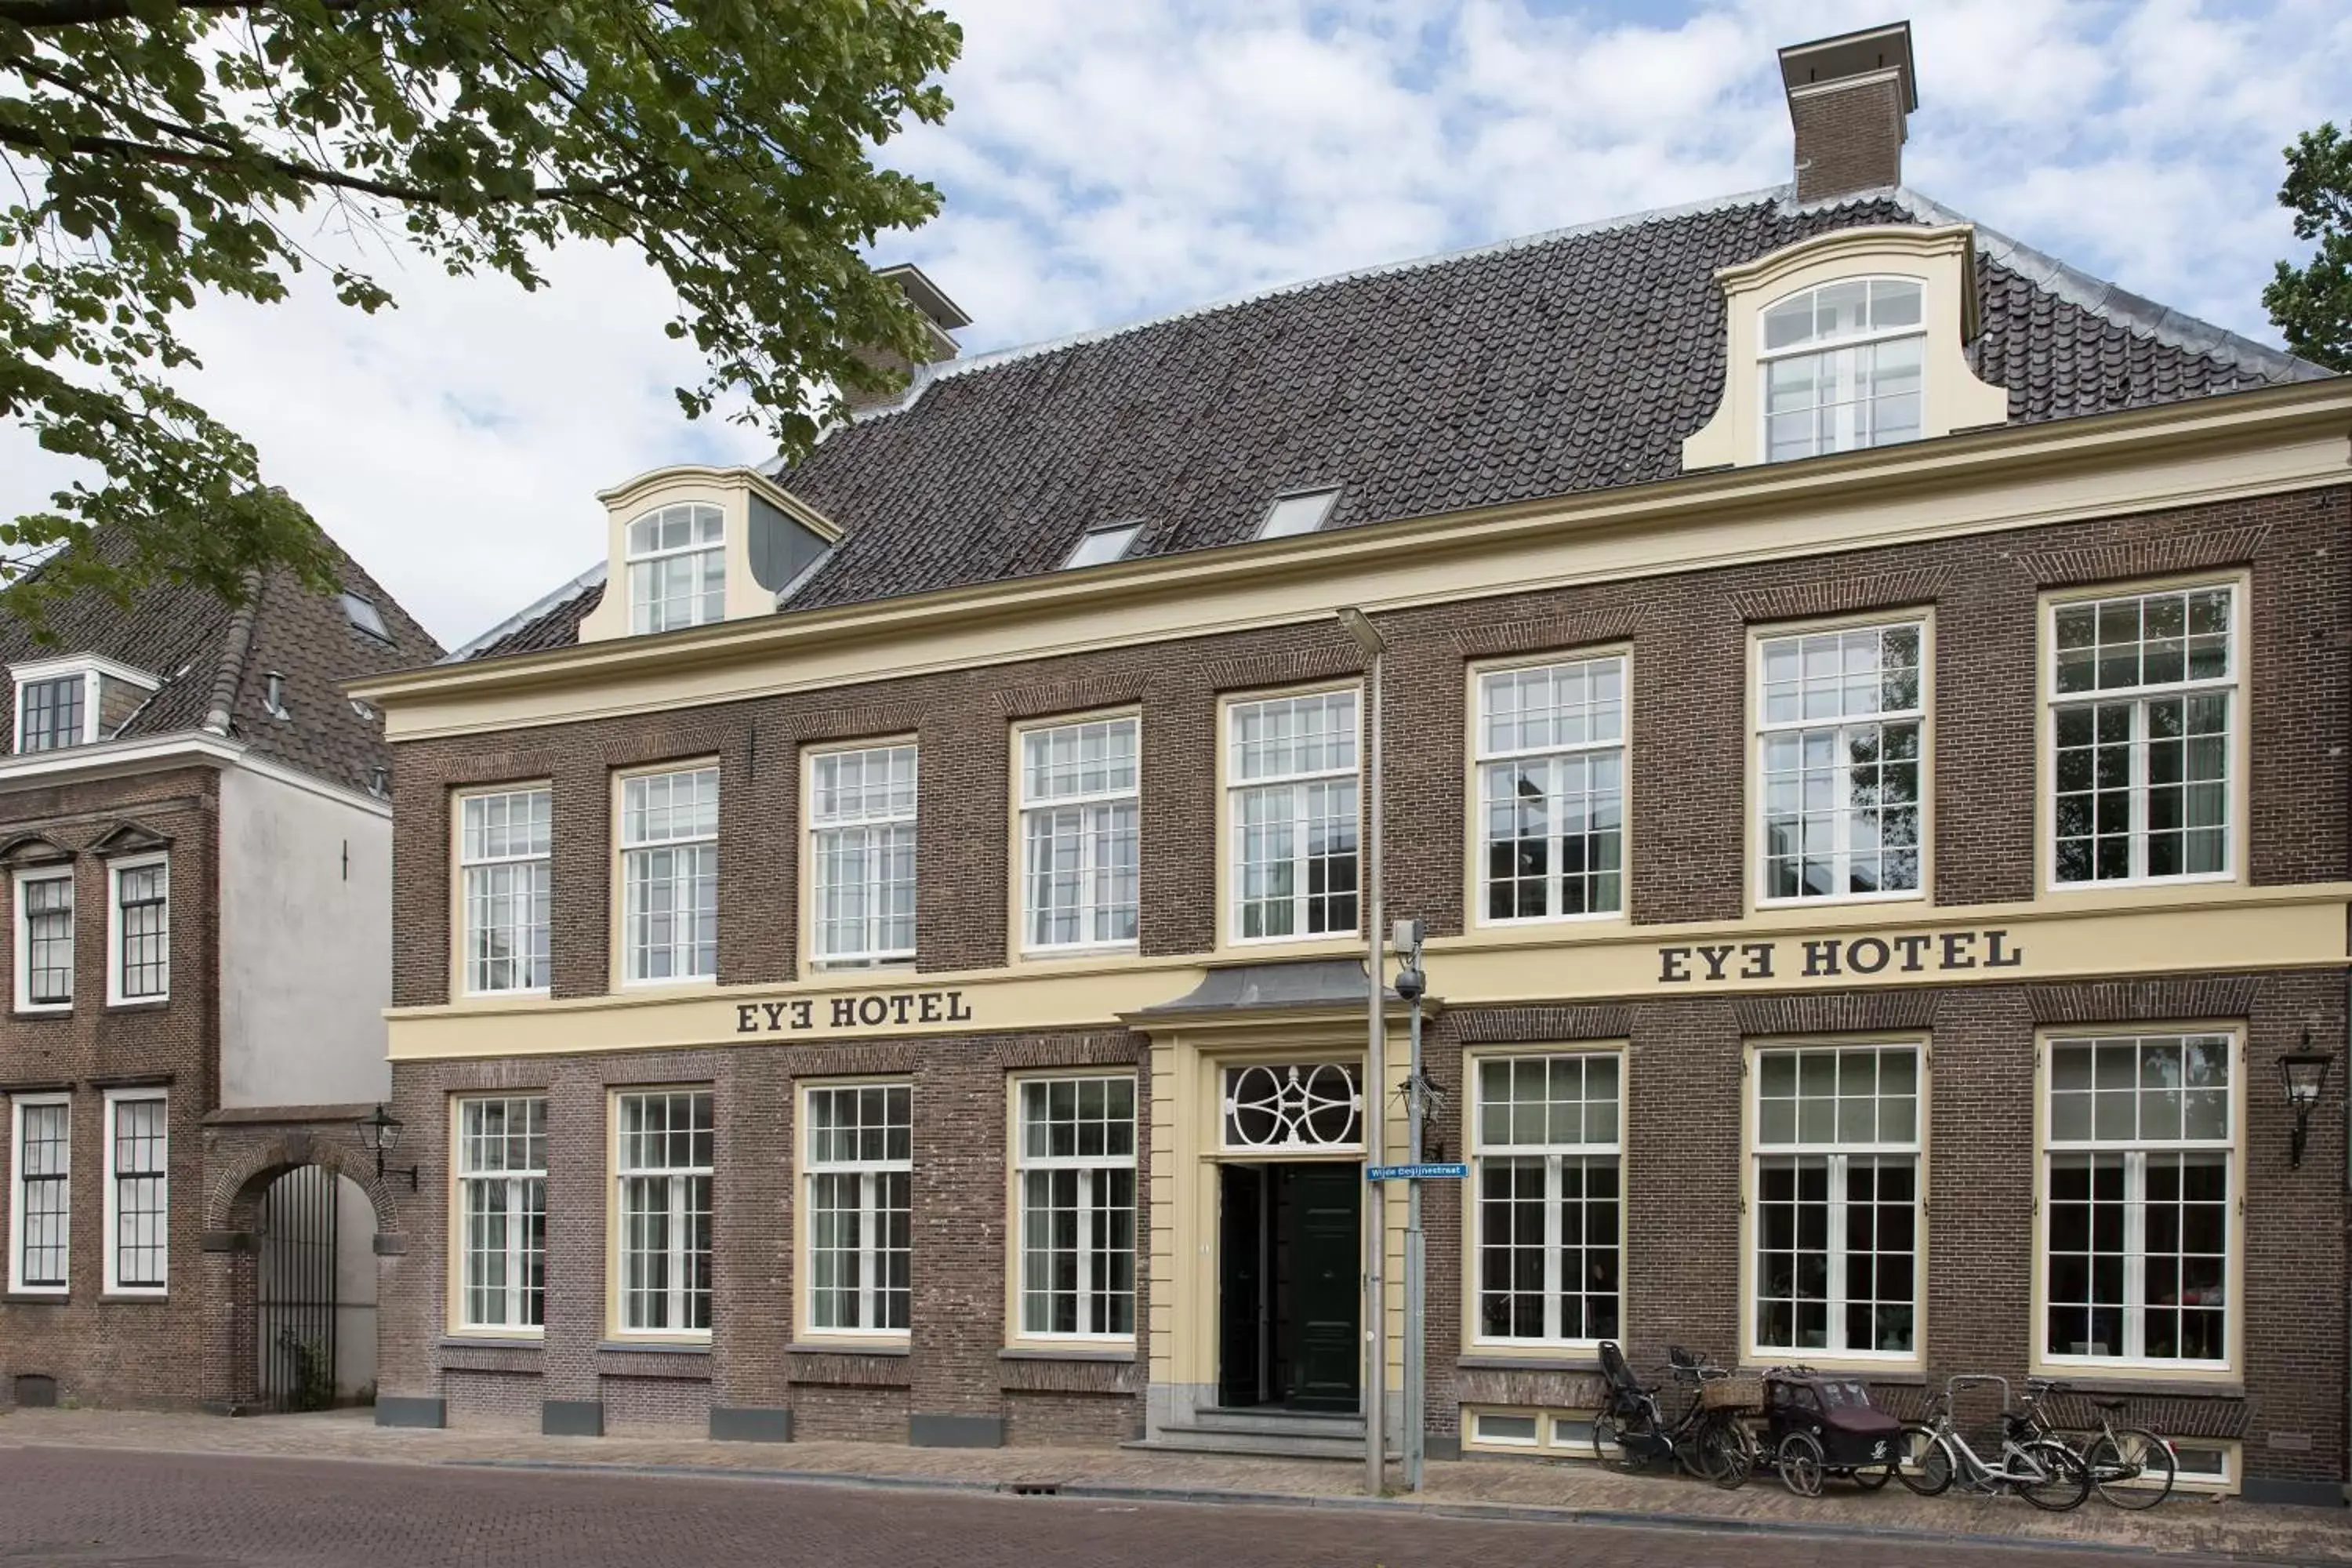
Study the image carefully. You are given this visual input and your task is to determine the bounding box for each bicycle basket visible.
[1700,1374,1765,1411]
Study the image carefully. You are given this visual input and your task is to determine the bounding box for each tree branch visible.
[0,0,369,27]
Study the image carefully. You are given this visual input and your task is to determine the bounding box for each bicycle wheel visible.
[1896,1425,1954,1497]
[1699,1416,1754,1491]
[2087,1428,2176,1510]
[1593,1414,1646,1472]
[2015,1439,2092,1512]
[1777,1429,1826,1497]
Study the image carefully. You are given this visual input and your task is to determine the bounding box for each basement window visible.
[1255,488,1338,540]
[1062,521,1142,570]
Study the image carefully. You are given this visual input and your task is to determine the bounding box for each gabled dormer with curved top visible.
[576,464,842,644]
[1681,223,2011,472]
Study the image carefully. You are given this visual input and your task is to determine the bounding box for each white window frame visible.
[800,1081,913,1339]
[1062,521,1142,569]
[9,1091,71,1295]
[1013,1073,1138,1345]
[101,1089,168,1297]
[1225,688,1362,946]
[612,1088,715,1339]
[454,1094,547,1334]
[1255,487,1339,540]
[1018,714,1141,956]
[2039,1031,2238,1374]
[9,655,157,753]
[1473,655,1628,926]
[1747,1042,1924,1366]
[1756,275,1926,463]
[807,742,919,969]
[625,502,726,635]
[105,851,169,1006]
[1468,1048,1624,1349]
[619,764,720,985]
[457,786,552,996]
[2045,583,2241,891]
[13,865,74,1014]
[1753,619,1929,908]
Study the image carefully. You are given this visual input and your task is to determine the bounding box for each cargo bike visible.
[1761,1367,1905,1496]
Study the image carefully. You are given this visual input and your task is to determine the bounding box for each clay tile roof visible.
[0,527,445,795]
[468,183,2327,659]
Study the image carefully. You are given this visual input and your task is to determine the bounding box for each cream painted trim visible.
[1146,1020,1409,1403]
[2037,570,2252,895]
[0,731,392,818]
[2158,1436,2241,1496]
[604,1083,716,1345]
[1002,1067,1142,1352]
[793,1074,913,1349]
[444,1091,550,1340]
[610,757,723,995]
[2027,1023,2247,1383]
[383,884,2352,1062]
[1746,607,1936,916]
[1736,1035,1931,1375]
[449,780,554,1003]
[1215,681,1365,954]
[1459,1041,1628,1359]
[799,733,920,976]
[1463,646,1634,932]
[1005,706,1144,967]
[1683,226,2009,471]
[1461,1403,1606,1458]
[356,380,2352,743]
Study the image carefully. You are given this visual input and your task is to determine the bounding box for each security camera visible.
[1394,965,1427,1001]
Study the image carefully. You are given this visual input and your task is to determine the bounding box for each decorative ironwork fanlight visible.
[1222,1062,1363,1151]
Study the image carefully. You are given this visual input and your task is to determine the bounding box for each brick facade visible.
[383,486,2352,1501]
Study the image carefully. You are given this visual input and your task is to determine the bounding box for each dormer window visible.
[1760,278,1923,462]
[9,656,158,754]
[1063,521,1142,570]
[16,676,85,753]
[626,503,725,634]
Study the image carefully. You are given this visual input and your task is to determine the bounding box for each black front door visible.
[1218,1161,1360,1412]
[1279,1163,1360,1412]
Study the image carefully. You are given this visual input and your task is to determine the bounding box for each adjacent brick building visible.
[358,24,2351,1505]
[0,527,441,1412]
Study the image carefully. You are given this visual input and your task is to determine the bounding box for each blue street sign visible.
[1366,1163,1469,1181]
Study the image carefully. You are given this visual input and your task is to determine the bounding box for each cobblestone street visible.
[0,1443,2294,1568]
[0,1410,2345,1566]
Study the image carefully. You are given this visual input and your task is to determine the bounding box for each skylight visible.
[339,590,392,642]
[1256,488,1339,540]
[1063,521,1142,570]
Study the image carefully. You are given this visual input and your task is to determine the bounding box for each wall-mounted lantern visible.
[2279,1033,2335,1170]
[358,1103,419,1192]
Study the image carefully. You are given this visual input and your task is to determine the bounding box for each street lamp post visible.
[1338,606,1387,1497]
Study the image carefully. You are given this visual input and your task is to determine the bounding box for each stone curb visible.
[449,1457,2316,1565]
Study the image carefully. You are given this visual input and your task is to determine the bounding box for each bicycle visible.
[2019,1377,2177,1509]
[1896,1375,2090,1512]
[1591,1341,1756,1490]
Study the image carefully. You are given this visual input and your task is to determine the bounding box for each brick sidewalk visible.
[1,1406,2343,1563]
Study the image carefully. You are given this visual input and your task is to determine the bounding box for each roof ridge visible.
[442,560,607,663]
[201,568,266,736]
[1889,186,2326,382]
[851,183,1802,426]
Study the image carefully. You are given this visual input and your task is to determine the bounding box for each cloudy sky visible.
[4,0,2347,649]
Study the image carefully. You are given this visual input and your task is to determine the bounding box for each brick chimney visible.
[1779,20,1918,204]
[844,263,970,416]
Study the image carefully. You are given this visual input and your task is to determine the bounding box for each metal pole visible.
[1404,941,1426,1492]
[1363,641,1386,1497]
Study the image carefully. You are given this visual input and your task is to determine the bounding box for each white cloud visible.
[3,0,2343,645]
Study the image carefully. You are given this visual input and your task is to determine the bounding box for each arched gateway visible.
[201,1119,406,1414]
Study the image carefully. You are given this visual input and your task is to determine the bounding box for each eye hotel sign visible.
[1654,927,2023,985]
[735,989,976,1035]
